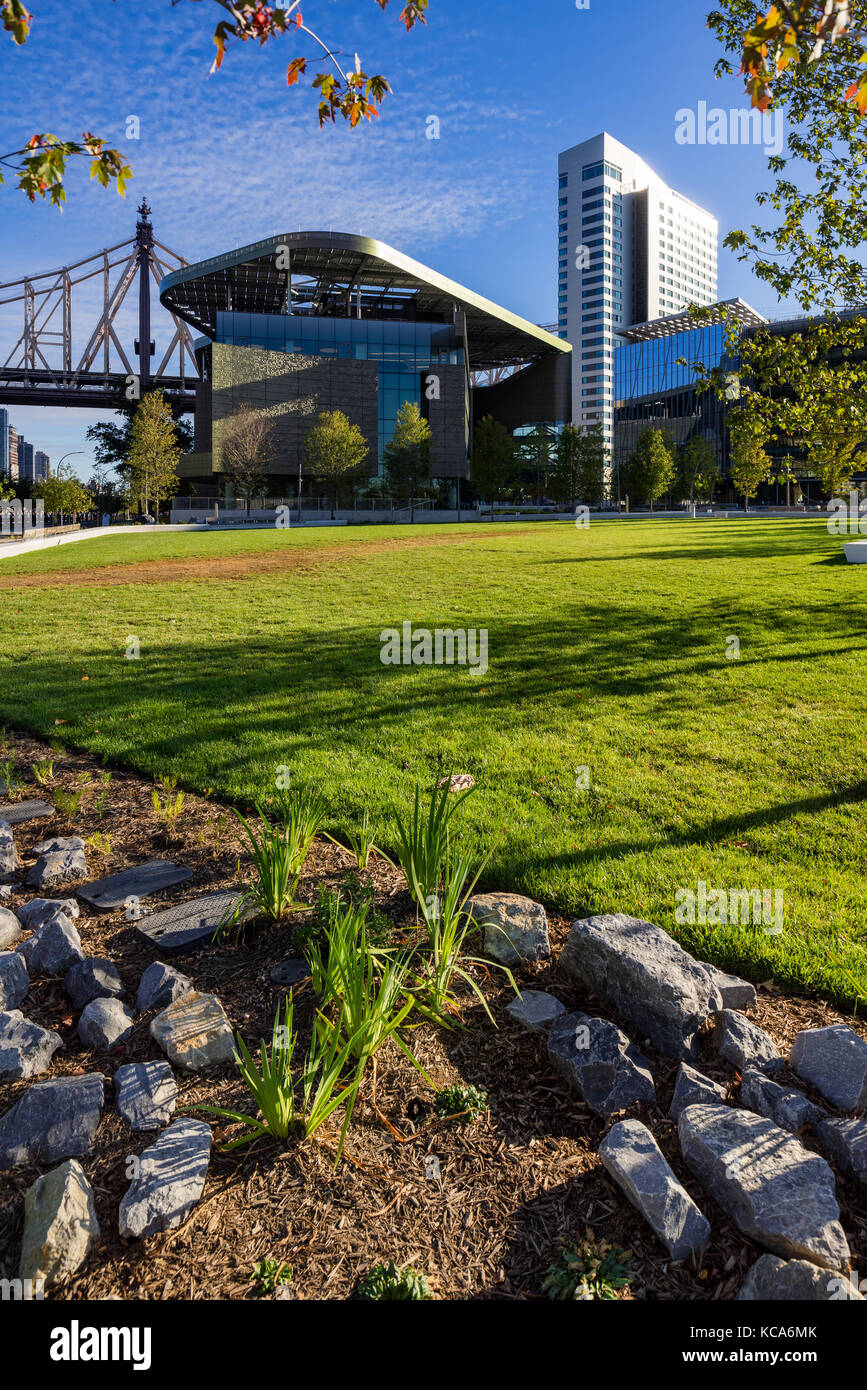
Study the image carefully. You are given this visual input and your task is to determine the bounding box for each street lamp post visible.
[53,450,84,527]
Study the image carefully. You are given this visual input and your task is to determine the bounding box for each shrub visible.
[356,1261,431,1301]
[542,1234,632,1301]
[435,1082,488,1125]
[249,1259,292,1294]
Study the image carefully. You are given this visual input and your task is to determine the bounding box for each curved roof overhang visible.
[160,231,570,371]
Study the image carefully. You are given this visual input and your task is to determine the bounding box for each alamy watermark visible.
[827,492,867,535]
[1,499,44,539]
[380,621,488,675]
[675,880,784,935]
[675,102,785,156]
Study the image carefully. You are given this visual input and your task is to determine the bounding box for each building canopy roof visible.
[161,231,570,371]
[619,298,768,343]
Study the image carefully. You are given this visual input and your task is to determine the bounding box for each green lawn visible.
[1,517,865,1006]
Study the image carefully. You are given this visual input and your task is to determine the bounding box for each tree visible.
[515,426,553,501]
[383,401,431,520]
[1,0,429,204]
[575,422,608,505]
[471,415,515,518]
[624,428,675,511]
[678,435,720,505]
[708,1,867,311]
[34,464,93,524]
[126,390,181,519]
[303,410,369,518]
[219,405,276,512]
[548,424,583,505]
[729,417,773,510]
[87,386,193,494]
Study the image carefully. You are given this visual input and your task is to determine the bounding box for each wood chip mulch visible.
[0,731,864,1301]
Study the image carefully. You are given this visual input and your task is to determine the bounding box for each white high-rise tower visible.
[557,132,718,447]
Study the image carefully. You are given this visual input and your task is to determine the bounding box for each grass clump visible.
[356,1261,431,1301]
[542,1234,633,1301]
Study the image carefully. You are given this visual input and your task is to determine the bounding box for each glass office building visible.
[613,299,767,479]
[213,310,462,463]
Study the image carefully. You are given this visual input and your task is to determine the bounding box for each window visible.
[559,172,568,189]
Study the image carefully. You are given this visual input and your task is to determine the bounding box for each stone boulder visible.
[136,961,192,1014]
[64,957,124,1010]
[19,1159,100,1290]
[0,1075,105,1168]
[816,1116,867,1189]
[18,897,80,928]
[702,964,757,1011]
[668,1063,727,1121]
[0,820,18,880]
[714,1010,782,1074]
[790,1025,867,1112]
[78,997,134,1051]
[0,951,28,1011]
[115,1061,178,1130]
[0,905,21,949]
[0,1010,62,1080]
[740,1068,824,1133]
[599,1118,710,1260]
[19,914,84,976]
[150,990,235,1071]
[736,1254,860,1301]
[27,848,88,890]
[560,914,723,1059]
[505,989,566,1034]
[546,1011,656,1117]
[469,892,550,966]
[678,1103,849,1270]
[119,1118,211,1239]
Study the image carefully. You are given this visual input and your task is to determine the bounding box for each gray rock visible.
[678,1103,849,1270]
[135,890,249,955]
[560,914,723,1060]
[469,892,550,966]
[546,1011,656,1117]
[0,951,28,1010]
[78,997,134,1051]
[736,1253,861,1301]
[78,860,192,914]
[115,1061,178,1130]
[599,1118,710,1261]
[0,1075,105,1168]
[136,961,192,1013]
[790,1025,867,1112]
[0,905,22,949]
[32,836,86,855]
[18,897,80,928]
[505,989,567,1034]
[150,990,235,1070]
[740,1067,824,1133]
[714,1010,782,1074]
[816,1116,867,1188]
[19,1159,100,1289]
[0,820,18,880]
[19,914,84,975]
[64,957,124,1010]
[703,964,757,1011]
[669,1063,727,1121]
[119,1118,211,1239]
[27,849,88,890]
[0,1010,62,1080]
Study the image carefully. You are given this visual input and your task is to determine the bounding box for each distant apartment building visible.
[7,424,18,481]
[0,408,8,479]
[33,450,50,481]
[18,439,34,482]
[557,132,719,449]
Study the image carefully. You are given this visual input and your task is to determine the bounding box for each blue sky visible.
[0,0,797,475]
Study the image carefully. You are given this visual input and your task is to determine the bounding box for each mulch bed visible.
[0,730,865,1301]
